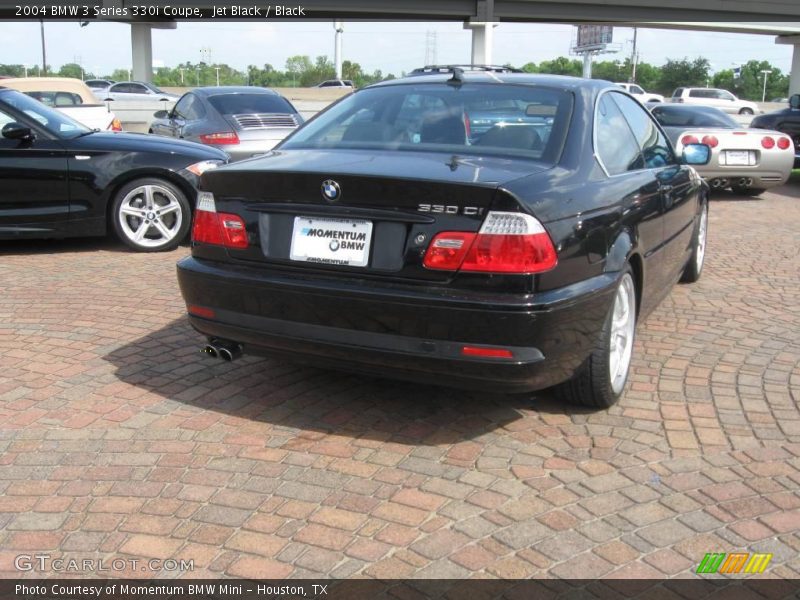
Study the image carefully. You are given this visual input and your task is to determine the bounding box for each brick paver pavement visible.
[0,186,799,579]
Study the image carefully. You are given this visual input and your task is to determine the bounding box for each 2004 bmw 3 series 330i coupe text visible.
[177,69,712,408]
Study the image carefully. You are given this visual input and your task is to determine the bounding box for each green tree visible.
[285,55,312,87]
[657,57,710,96]
[536,57,582,76]
[0,64,26,77]
[592,60,625,82]
[58,63,84,79]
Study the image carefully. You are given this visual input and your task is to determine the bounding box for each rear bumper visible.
[176,257,619,393]
[696,168,789,188]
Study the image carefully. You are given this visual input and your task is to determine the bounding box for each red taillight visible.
[187,304,216,319]
[461,346,514,359]
[777,137,791,150]
[701,135,718,148]
[423,212,557,275]
[108,118,122,132]
[199,131,239,145]
[761,136,775,149]
[422,231,476,271]
[681,135,699,145]
[191,192,248,249]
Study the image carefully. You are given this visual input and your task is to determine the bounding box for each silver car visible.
[651,103,793,195]
[99,81,179,103]
[148,86,304,162]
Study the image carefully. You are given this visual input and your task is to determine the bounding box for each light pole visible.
[333,21,343,79]
[215,66,220,87]
[179,67,185,84]
[40,20,47,75]
[760,69,773,102]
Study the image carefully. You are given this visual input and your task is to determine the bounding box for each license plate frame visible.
[289,216,373,268]
[725,150,752,166]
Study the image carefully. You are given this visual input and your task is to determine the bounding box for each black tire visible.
[680,200,708,283]
[110,177,190,252]
[554,266,637,409]
[739,108,754,116]
[730,184,765,196]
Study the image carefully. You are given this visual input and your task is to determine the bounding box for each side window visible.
[184,96,205,120]
[672,88,684,98]
[630,85,644,95]
[174,95,205,120]
[173,95,191,119]
[717,90,735,101]
[611,93,676,169]
[0,106,14,129]
[130,84,149,94]
[595,93,644,175]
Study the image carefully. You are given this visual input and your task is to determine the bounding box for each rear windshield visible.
[208,93,295,115]
[24,91,83,107]
[652,106,738,128]
[281,82,573,162]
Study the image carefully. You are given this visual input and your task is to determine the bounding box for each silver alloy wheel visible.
[117,184,183,249]
[609,273,636,395]
[696,204,708,272]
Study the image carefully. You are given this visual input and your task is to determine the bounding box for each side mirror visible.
[682,143,711,165]
[153,110,169,119]
[2,122,34,141]
[790,94,800,110]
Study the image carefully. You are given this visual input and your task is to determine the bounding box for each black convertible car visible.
[0,88,227,251]
[177,69,711,408]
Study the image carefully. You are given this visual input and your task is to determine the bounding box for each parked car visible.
[99,81,179,103]
[0,88,226,251]
[149,87,303,162]
[650,103,793,195]
[316,79,354,88]
[750,94,800,168]
[177,70,711,408]
[670,87,759,115]
[1,77,121,132]
[615,82,664,103]
[85,79,115,93]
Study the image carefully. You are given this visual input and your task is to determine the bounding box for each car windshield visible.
[208,93,295,115]
[281,82,573,162]
[0,90,90,138]
[652,106,738,128]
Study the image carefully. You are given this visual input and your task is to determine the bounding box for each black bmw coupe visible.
[177,69,711,408]
[0,88,227,252]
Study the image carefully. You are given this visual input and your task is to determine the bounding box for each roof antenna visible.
[447,67,464,86]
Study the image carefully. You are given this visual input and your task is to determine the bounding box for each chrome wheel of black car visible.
[112,178,190,252]
[681,200,708,283]
[556,267,636,408]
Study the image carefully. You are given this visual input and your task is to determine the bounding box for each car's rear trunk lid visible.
[199,148,549,283]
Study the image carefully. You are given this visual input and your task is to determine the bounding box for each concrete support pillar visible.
[334,21,343,79]
[464,22,497,65]
[775,35,800,96]
[791,43,800,95]
[131,23,153,83]
[582,53,593,78]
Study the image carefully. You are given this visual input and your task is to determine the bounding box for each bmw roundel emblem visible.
[321,179,341,202]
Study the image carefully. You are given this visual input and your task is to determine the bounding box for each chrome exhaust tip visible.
[218,346,242,362]
[202,344,219,358]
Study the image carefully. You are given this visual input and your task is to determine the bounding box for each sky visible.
[0,20,795,78]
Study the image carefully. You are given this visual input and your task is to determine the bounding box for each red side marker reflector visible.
[461,346,514,359]
[187,305,216,319]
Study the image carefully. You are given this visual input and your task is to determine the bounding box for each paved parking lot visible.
[1,184,799,580]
